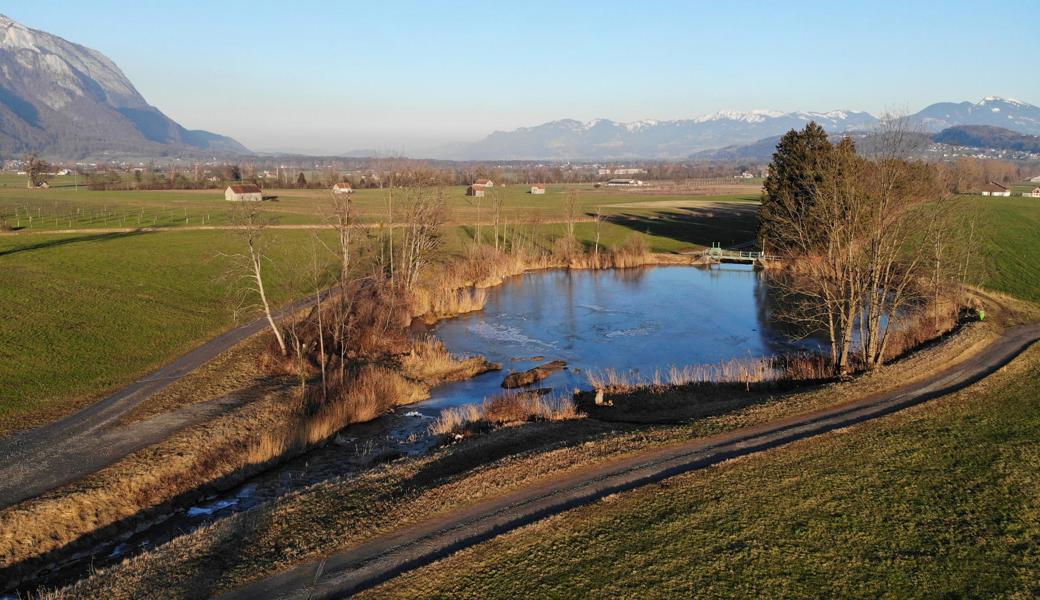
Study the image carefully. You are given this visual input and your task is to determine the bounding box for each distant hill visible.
[0,14,248,159]
[933,125,1040,153]
[440,97,1040,160]
[913,97,1040,135]
[439,111,879,160]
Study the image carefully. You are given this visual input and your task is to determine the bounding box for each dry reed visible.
[429,392,578,436]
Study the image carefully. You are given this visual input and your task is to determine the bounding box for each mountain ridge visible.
[0,14,248,159]
[440,97,1040,160]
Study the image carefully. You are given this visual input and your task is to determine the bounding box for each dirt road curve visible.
[0,293,325,509]
[219,324,1040,600]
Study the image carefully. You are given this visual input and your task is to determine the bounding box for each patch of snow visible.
[623,119,659,132]
[693,109,785,124]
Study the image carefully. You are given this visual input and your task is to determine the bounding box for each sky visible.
[8,0,1039,154]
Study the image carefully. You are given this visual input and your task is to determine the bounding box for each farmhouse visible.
[1030,175,1040,183]
[475,178,494,188]
[606,178,644,187]
[466,183,486,197]
[332,182,353,195]
[1025,187,1040,198]
[979,181,1010,197]
[530,184,546,194]
[225,184,263,201]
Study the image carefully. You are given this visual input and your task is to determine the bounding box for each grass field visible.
[954,195,1040,303]
[2,189,1036,432]
[0,183,758,432]
[0,229,340,432]
[0,176,759,232]
[363,343,1040,599]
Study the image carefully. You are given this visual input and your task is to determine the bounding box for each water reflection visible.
[417,265,819,413]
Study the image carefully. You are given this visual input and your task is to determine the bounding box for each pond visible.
[415,265,819,415]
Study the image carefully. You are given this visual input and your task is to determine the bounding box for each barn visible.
[225,184,263,201]
[980,181,1010,197]
[530,184,546,194]
[333,182,353,195]
[467,183,486,197]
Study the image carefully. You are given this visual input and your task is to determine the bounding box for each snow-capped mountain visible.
[0,14,247,158]
[443,110,878,160]
[912,97,1040,134]
[441,99,1040,160]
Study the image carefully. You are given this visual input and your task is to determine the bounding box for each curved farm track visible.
[0,294,323,509]
[219,324,1040,600]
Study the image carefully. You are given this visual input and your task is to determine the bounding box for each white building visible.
[332,182,353,195]
[606,178,644,187]
[474,178,494,188]
[225,184,263,201]
[1030,175,1040,183]
[466,183,486,197]
[1025,187,1040,198]
[530,184,546,194]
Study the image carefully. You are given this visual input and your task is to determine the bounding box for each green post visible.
[978,309,986,321]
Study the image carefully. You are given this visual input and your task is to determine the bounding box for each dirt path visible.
[218,324,1040,600]
[0,294,323,509]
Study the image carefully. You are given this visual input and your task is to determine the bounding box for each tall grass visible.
[587,353,833,392]
[245,366,426,466]
[429,392,578,436]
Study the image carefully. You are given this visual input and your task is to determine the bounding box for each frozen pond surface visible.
[419,265,818,413]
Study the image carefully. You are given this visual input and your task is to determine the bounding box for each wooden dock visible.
[699,243,779,267]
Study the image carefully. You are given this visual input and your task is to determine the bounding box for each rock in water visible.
[502,360,567,388]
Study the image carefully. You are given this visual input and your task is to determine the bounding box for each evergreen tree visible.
[758,122,833,253]
[296,172,307,187]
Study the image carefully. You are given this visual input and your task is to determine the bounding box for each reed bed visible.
[429,392,578,437]
[587,353,833,392]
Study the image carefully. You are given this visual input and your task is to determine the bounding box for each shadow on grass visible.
[600,204,760,249]
[0,229,156,257]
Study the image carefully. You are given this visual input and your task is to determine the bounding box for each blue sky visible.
[9,0,1038,154]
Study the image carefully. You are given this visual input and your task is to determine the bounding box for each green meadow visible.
[1,184,1034,433]
[0,182,757,430]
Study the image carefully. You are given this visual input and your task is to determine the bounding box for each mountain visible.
[0,14,248,158]
[912,97,1040,134]
[933,125,1040,153]
[442,97,1040,160]
[443,111,879,160]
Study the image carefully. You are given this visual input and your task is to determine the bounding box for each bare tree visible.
[762,118,945,374]
[593,206,604,262]
[489,188,504,252]
[399,178,448,289]
[25,155,50,189]
[225,202,287,356]
[564,188,580,238]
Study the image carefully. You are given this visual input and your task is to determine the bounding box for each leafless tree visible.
[225,202,287,356]
[764,117,943,374]
[25,155,50,188]
[489,188,504,251]
[398,180,448,289]
[564,188,580,238]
